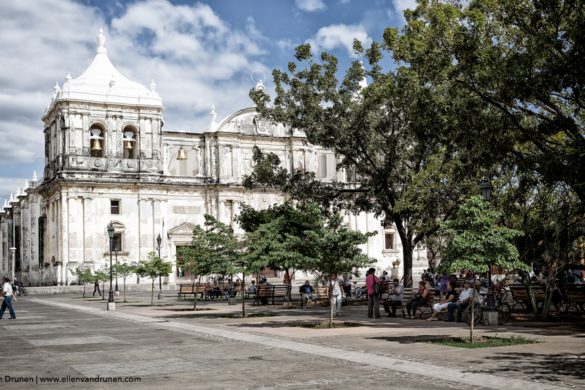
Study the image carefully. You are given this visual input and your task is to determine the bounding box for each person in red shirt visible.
[366,268,381,318]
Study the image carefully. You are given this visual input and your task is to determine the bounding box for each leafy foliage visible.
[137,252,172,305]
[441,196,529,274]
[392,0,585,204]
[249,39,475,286]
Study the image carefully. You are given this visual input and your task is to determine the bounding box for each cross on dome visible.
[97,28,106,53]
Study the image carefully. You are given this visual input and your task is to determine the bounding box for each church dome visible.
[47,29,162,111]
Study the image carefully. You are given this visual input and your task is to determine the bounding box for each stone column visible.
[10,247,16,281]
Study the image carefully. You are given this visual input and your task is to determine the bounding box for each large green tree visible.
[249,45,474,286]
[392,0,585,204]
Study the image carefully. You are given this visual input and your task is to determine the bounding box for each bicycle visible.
[465,293,511,326]
[15,286,28,296]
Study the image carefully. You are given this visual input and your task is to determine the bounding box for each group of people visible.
[0,276,17,320]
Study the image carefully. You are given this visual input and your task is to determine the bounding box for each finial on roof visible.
[97,28,106,53]
[24,179,29,190]
[150,79,156,92]
[65,72,72,82]
[54,82,61,93]
[32,171,38,181]
[3,199,7,209]
[10,193,15,202]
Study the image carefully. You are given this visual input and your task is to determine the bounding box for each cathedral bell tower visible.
[41,29,164,181]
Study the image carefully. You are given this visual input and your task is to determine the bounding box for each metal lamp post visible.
[114,243,119,294]
[479,177,495,311]
[157,233,162,300]
[107,222,115,310]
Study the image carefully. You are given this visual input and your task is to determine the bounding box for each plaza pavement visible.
[1,291,583,389]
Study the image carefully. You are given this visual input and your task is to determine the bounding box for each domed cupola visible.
[53,29,162,108]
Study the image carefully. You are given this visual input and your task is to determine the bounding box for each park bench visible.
[177,283,206,300]
[565,284,585,312]
[510,284,546,313]
[255,284,292,305]
[392,288,437,319]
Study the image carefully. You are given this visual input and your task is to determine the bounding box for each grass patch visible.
[425,336,539,349]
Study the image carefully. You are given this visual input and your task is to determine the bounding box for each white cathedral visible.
[0,31,428,287]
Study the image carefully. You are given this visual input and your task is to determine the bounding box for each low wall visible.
[25,284,177,295]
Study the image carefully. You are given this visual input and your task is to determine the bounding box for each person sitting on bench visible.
[299,280,316,309]
[428,280,458,321]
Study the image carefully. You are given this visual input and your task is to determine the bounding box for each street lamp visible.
[157,233,162,300]
[480,177,495,310]
[479,177,493,202]
[114,242,119,294]
[107,222,115,310]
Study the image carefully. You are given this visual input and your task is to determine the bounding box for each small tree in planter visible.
[303,211,374,328]
[113,262,137,303]
[137,253,172,305]
[180,226,214,311]
[441,196,529,342]
[74,267,94,298]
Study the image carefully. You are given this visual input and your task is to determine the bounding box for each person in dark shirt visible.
[427,281,458,321]
[299,280,316,309]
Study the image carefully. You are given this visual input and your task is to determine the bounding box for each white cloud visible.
[307,24,371,57]
[295,0,327,12]
[0,0,271,172]
[393,0,417,14]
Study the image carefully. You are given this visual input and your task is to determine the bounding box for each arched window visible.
[90,125,105,158]
[123,126,137,159]
[108,222,125,252]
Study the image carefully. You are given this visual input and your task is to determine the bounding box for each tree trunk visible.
[402,244,414,288]
[151,280,155,305]
[395,224,414,288]
[470,288,475,343]
[242,274,246,318]
[123,279,126,303]
[83,284,86,298]
[329,280,333,329]
[193,276,201,311]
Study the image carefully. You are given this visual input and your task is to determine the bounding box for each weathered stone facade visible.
[0,32,427,286]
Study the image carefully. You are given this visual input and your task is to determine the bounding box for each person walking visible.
[93,277,102,297]
[366,268,381,319]
[0,276,17,320]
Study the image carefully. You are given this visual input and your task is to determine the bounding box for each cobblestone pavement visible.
[2,292,583,389]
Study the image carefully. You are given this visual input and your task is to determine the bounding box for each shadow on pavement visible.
[466,352,585,382]
[367,335,450,344]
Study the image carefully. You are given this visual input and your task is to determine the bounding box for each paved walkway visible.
[2,292,583,389]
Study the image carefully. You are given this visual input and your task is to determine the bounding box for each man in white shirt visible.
[329,274,343,316]
[447,280,473,322]
[0,276,17,319]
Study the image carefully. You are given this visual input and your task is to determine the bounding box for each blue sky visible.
[0,0,414,202]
